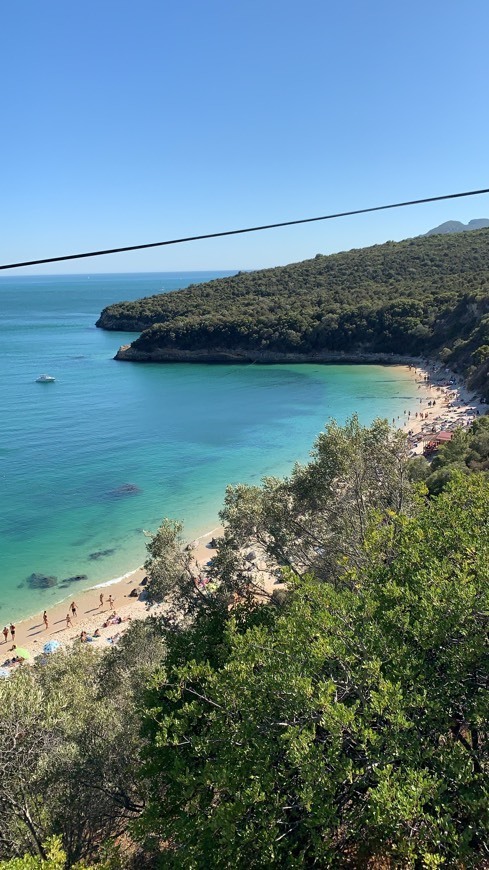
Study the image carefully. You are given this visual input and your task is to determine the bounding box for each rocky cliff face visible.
[96,313,151,332]
[114,344,423,365]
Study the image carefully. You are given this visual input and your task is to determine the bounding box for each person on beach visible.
[43,611,48,630]
[108,632,121,645]
[99,592,104,608]
[70,601,78,618]
[66,612,72,628]
[108,594,114,609]
[2,626,8,643]
[10,624,15,641]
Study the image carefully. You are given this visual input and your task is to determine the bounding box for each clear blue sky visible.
[2,0,489,274]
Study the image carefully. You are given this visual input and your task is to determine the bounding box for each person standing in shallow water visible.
[2,626,8,643]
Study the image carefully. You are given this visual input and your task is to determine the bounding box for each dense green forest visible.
[97,230,489,398]
[2,417,488,868]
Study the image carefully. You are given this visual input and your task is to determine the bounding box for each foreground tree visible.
[210,415,414,600]
[144,518,197,613]
[0,622,164,865]
[0,835,103,869]
[138,474,489,867]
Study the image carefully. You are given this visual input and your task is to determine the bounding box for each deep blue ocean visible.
[0,271,423,624]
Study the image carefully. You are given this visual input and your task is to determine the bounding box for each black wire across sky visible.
[1,187,489,270]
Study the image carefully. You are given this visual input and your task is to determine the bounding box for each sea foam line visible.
[91,568,142,590]
[89,528,222,590]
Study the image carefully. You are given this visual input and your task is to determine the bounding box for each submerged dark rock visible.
[89,549,115,560]
[63,574,88,583]
[108,483,141,498]
[28,573,58,589]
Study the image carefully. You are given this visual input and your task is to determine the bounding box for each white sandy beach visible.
[2,362,486,665]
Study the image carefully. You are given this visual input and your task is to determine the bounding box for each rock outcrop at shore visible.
[114,345,423,365]
[96,313,153,332]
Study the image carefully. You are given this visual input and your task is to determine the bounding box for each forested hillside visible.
[97,230,489,397]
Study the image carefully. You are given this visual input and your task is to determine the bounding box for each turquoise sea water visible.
[0,272,423,624]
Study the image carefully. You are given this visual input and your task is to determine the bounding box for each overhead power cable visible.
[1,186,489,270]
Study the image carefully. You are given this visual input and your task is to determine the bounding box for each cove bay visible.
[0,272,424,624]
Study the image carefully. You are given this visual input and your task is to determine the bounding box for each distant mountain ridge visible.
[425,218,489,236]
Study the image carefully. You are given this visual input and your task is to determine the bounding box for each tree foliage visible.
[0,836,101,869]
[0,623,165,865]
[138,474,489,867]
[210,415,414,600]
[143,518,204,620]
[407,415,489,494]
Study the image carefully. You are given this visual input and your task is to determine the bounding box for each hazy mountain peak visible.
[425,218,489,236]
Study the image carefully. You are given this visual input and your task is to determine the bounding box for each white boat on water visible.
[36,374,56,383]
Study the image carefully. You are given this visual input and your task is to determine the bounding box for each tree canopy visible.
[138,474,489,868]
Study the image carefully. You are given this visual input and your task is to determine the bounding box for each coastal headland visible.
[96,230,489,402]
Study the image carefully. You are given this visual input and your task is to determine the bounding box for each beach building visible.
[422,431,453,455]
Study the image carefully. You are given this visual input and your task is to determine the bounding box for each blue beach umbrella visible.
[43,640,62,654]
[0,667,12,679]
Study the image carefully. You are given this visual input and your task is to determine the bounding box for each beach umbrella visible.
[43,640,62,654]
[12,646,31,661]
[0,667,12,679]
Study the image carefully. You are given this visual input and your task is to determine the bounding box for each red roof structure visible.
[421,431,453,444]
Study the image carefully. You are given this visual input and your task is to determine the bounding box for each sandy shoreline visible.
[2,361,485,664]
[397,362,485,451]
[2,528,222,661]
